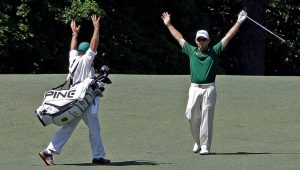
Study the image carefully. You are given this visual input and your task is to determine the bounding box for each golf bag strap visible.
[52,59,80,90]
[51,80,69,90]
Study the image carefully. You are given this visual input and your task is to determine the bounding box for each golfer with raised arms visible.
[161,10,247,155]
[38,15,110,165]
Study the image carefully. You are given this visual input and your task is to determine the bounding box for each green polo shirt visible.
[182,41,223,84]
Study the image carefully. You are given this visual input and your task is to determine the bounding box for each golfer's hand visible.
[91,15,100,30]
[237,10,247,23]
[161,12,171,26]
[70,20,80,34]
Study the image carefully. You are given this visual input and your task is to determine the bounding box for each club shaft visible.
[246,16,286,43]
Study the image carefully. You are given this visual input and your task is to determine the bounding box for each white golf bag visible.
[35,66,111,126]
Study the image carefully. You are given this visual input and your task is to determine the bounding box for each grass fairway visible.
[1,74,300,170]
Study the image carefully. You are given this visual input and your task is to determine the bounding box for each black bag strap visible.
[51,80,69,90]
[68,61,79,87]
[52,59,80,90]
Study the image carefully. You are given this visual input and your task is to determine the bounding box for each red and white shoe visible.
[38,151,54,166]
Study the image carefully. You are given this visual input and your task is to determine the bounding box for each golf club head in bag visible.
[97,65,112,84]
[35,65,112,126]
[91,65,112,95]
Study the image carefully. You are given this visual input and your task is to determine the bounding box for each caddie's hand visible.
[237,10,247,23]
[91,14,100,30]
[70,20,80,34]
[161,12,171,26]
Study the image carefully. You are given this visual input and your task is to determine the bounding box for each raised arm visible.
[89,15,100,52]
[221,10,247,48]
[161,12,186,47]
[70,20,80,51]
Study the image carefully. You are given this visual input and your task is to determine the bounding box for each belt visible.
[191,82,215,87]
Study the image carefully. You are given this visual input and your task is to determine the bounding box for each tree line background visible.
[0,0,299,75]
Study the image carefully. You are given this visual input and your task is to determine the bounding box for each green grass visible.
[1,74,300,170]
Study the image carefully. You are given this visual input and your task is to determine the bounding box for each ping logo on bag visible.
[45,90,76,99]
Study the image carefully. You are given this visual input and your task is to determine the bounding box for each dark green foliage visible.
[265,0,300,75]
[0,0,298,74]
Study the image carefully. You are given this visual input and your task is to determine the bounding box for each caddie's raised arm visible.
[70,20,81,51]
[89,15,100,52]
[161,12,186,47]
[221,10,247,48]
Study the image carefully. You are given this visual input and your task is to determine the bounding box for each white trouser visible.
[46,96,106,159]
[185,83,216,149]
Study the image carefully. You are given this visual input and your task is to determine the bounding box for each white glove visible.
[237,10,247,23]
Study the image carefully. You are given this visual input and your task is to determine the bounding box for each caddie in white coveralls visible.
[38,15,110,165]
[161,10,247,155]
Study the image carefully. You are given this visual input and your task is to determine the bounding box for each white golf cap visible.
[195,30,209,40]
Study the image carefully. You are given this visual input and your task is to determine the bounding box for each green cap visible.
[78,42,90,53]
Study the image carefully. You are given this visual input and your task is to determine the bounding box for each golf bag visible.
[35,66,111,126]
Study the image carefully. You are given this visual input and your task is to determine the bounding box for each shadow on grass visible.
[211,152,271,155]
[58,160,173,166]
[211,152,300,155]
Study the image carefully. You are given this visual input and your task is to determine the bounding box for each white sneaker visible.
[199,145,210,155]
[192,143,201,153]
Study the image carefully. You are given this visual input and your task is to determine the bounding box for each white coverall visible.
[45,48,106,159]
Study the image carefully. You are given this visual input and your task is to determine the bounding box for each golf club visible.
[246,16,286,43]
